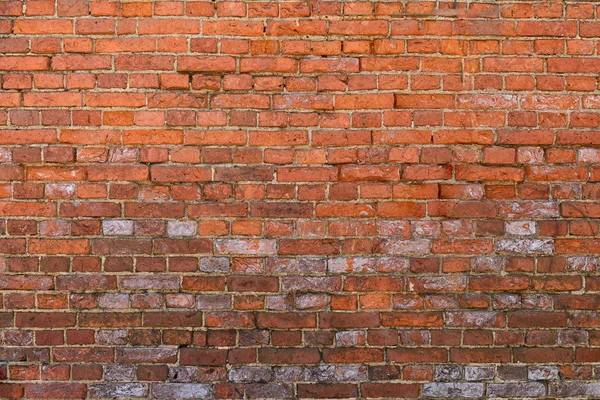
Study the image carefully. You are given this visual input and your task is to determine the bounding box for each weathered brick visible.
[89,383,148,398]
[216,239,276,255]
[486,383,546,398]
[151,383,212,399]
[423,383,484,398]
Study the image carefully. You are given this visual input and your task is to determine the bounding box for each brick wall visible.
[1,0,600,398]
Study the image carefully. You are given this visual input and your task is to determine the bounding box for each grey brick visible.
[152,383,213,399]
[497,365,527,381]
[104,364,136,381]
[435,365,463,381]
[549,382,600,397]
[301,366,335,382]
[487,382,546,398]
[528,366,559,381]
[465,366,494,381]
[199,257,230,273]
[89,383,148,398]
[102,220,134,236]
[168,367,198,383]
[196,294,231,310]
[167,220,197,236]
[334,365,367,382]
[245,383,293,399]
[274,366,302,382]
[423,382,484,398]
[229,366,272,383]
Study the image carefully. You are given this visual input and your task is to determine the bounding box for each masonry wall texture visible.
[1,0,600,398]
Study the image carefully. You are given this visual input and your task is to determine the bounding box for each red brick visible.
[150,166,211,182]
[24,383,86,399]
[483,57,544,72]
[335,94,394,110]
[249,130,308,146]
[395,94,454,109]
[513,347,573,363]
[297,384,358,399]
[179,348,227,366]
[362,383,420,399]
[0,56,49,71]
[177,56,236,72]
[300,58,359,73]
[26,166,86,181]
[52,55,111,70]
[86,93,146,107]
[279,239,339,255]
[29,239,90,255]
[277,167,338,182]
[388,347,447,363]
[381,312,443,327]
[323,348,384,363]
[258,348,320,364]
[13,20,73,34]
[451,348,511,363]
[257,313,316,329]
[88,165,148,181]
[16,312,77,328]
[469,276,530,291]
[24,92,82,107]
[455,166,524,182]
[138,19,199,34]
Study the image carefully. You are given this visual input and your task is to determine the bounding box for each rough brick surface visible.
[1,0,600,398]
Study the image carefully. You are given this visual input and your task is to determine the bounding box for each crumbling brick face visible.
[0,0,599,398]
